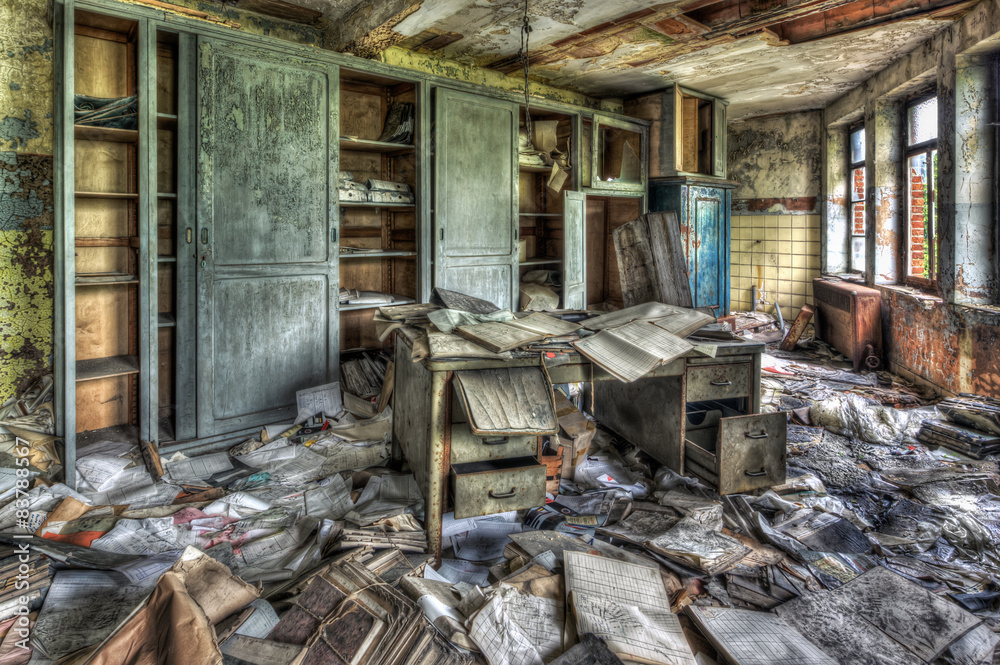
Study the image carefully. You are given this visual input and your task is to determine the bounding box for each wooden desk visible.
[391,328,776,559]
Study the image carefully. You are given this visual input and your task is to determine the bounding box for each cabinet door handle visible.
[482,437,509,446]
[710,380,732,386]
[745,468,767,477]
[489,488,516,499]
[746,431,768,439]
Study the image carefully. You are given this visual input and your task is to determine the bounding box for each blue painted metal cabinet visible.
[648,177,736,315]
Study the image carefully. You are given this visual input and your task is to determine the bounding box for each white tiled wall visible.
[730,214,822,321]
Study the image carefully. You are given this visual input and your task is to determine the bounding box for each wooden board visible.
[75,141,132,194]
[339,87,384,142]
[74,33,130,98]
[585,198,607,305]
[156,128,176,193]
[75,285,132,360]
[613,212,693,308]
[76,375,132,432]
[76,198,129,238]
[158,328,174,412]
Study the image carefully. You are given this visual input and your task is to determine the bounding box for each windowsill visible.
[954,302,1000,318]
[878,283,943,309]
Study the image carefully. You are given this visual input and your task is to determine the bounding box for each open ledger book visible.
[572,319,693,382]
[564,551,697,665]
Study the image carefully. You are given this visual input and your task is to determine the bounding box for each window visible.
[848,124,866,272]
[904,96,938,285]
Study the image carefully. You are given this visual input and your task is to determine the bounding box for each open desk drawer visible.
[450,423,538,465]
[684,412,786,494]
[450,457,545,519]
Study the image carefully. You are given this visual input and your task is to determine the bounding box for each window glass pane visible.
[849,127,865,164]
[851,236,866,272]
[851,200,865,237]
[596,125,642,185]
[850,166,865,203]
[907,97,937,145]
[906,152,929,278]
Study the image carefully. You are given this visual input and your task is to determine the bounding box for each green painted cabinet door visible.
[433,88,519,310]
[562,190,586,310]
[196,38,339,437]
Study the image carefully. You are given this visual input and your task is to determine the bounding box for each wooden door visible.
[689,186,728,312]
[196,38,338,437]
[434,88,518,310]
[562,190,586,309]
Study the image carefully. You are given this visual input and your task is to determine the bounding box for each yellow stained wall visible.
[0,0,55,401]
[730,214,821,322]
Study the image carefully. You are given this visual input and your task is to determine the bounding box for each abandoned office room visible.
[5,0,1000,661]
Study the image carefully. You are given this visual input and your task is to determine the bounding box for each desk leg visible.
[426,369,452,562]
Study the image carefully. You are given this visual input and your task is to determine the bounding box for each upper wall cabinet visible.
[589,114,648,193]
[626,84,728,180]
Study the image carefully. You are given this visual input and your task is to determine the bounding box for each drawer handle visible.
[746,431,768,439]
[489,488,517,499]
[745,468,768,477]
[710,380,732,386]
[482,436,509,446]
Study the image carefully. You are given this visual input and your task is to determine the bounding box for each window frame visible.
[847,122,866,274]
[903,93,938,289]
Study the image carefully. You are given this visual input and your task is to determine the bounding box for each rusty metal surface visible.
[780,303,815,351]
[449,423,537,465]
[717,412,787,495]
[685,362,752,402]
[813,278,883,370]
[450,458,546,520]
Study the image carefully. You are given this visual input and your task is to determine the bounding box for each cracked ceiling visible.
[242,0,982,119]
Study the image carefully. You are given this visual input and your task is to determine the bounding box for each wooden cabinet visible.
[648,178,734,315]
[58,4,341,478]
[338,69,425,350]
[589,114,648,193]
[68,9,147,457]
[517,108,586,310]
[56,0,652,480]
[625,83,727,179]
[433,88,519,310]
[194,38,338,438]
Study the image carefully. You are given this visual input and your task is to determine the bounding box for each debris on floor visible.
[5,300,1000,665]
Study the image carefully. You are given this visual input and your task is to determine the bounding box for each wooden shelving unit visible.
[338,69,420,350]
[72,10,141,438]
[517,109,575,309]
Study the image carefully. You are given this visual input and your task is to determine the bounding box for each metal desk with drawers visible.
[391,328,782,559]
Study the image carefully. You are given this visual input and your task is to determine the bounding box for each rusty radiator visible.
[812,278,883,370]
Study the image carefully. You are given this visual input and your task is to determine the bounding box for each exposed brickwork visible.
[851,166,865,236]
[908,169,928,278]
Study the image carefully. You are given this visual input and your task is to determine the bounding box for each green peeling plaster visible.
[0,230,53,400]
[382,47,599,109]
[0,0,54,154]
[0,0,55,402]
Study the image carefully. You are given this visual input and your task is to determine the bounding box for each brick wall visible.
[908,169,927,277]
[851,166,865,235]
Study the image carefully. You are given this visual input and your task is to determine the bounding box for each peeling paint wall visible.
[382,46,597,109]
[0,0,55,402]
[727,111,821,215]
